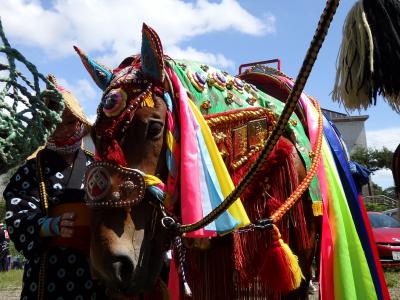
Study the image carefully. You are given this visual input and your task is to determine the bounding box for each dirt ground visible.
[0,286,399,299]
[0,288,20,300]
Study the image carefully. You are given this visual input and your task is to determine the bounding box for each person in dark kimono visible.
[0,223,10,271]
[3,76,107,300]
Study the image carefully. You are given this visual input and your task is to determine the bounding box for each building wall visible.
[334,119,368,153]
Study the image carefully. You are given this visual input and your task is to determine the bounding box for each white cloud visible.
[168,46,234,69]
[366,126,400,151]
[88,114,98,124]
[56,78,97,104]
[54,77,99,118]
[1,0,275,68]
[371,168,394,189]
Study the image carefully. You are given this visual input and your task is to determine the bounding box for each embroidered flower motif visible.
[76,268,85,277]
[68,254,77,264]
[27,226,35,234]
[49,255,58,264]
[85,280,93,289]
[102,88,127,117]
[67,282,75,291]
[233,78,244,92]
[57,268,66,278]
[212,72,227,91]
[28,202,37,209]
[10,198,22,205]
[53,183,63,190]
[187,70,207,92]
[5,211,13,219]
[19,234,26,243]
[30,282,37,292]
[13,219,21,228]
[48,283,56,293]
[27,241,34,250]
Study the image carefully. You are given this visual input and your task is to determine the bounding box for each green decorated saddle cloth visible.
[168,60,322,215]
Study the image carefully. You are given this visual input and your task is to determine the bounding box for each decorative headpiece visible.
[141,23,165,83]
[74,46,113,91]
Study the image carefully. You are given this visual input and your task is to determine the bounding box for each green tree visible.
[351,146,394,172]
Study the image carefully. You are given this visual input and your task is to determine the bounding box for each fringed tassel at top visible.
[334,0,400,112]
[332,0,374,110]
[363,0,400,112]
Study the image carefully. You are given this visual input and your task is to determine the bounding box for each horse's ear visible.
[141,23,165,83]
[74,46,113,91]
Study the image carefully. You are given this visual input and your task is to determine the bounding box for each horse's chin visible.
[106,275,159,299]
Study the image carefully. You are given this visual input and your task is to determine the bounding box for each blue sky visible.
[1,0,399,188]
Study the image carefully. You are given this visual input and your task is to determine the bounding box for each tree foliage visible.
[350,146,394,172]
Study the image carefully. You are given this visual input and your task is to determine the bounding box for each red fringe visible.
[184,237,235,300]
[231,137,310,290]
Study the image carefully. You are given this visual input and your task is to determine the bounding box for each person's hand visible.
[59,212,76,238]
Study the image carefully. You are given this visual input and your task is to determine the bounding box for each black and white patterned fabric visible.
[3,148,107,300]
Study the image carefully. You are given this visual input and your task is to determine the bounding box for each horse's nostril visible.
[112,255,134,282]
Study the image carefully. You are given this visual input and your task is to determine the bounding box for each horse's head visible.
[76,24,173,296]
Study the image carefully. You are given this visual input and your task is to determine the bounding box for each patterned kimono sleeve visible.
[3,159,46,259]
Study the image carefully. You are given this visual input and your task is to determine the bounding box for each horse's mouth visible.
[105,275,154,298]
[106,285,142,299]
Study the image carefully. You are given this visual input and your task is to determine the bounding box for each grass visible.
[384,267,400,288]
[0,266,398,288]
[0,269,23,289]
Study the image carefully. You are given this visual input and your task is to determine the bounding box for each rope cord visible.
[36,150,48,300]
[177,0,339,234]
[0,19,64,173]
[270,98,323,223]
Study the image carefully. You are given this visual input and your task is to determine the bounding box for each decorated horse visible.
[0,1,394,299]
[74,3,389,299]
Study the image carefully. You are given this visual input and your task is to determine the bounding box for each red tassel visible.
[105,139,127,166]
[258,225,304,294]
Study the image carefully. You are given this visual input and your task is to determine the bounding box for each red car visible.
[368,212,400,266]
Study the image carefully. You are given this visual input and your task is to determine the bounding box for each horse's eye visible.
[147,122,163,139]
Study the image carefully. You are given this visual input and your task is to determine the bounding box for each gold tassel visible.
[312,201,324,216]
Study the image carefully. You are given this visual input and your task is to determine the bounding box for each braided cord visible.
[271,98,323,223]
[0,19,64,173]
[35,150,49,300]
[179,0,339,234]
